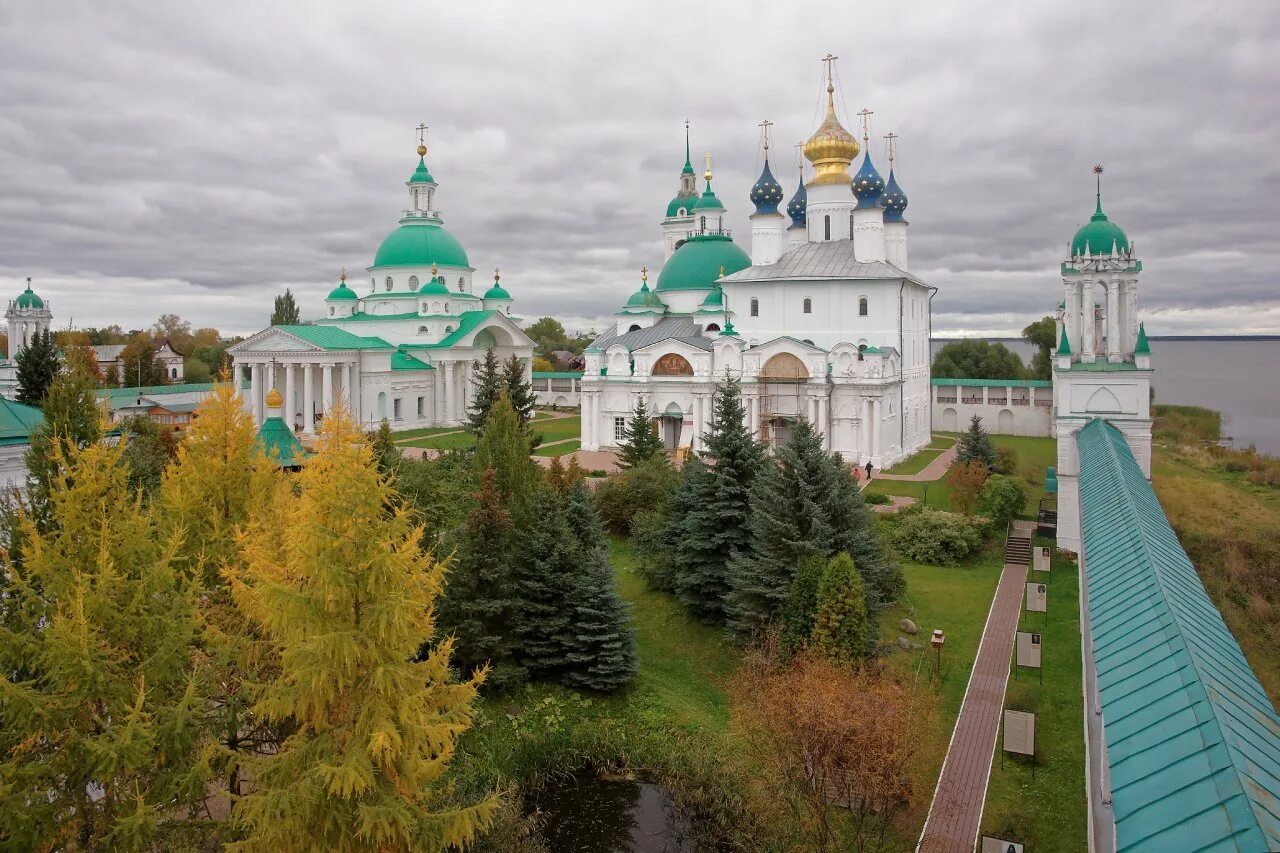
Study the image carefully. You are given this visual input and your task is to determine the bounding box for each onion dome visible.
[701,284,724,307]
[852,152,885,208]
[786,175,807,226]
[693,181,723,211]
[880,169,908,222]
[418,268,450,296]
[749,159,784,215]
[655,233,750,291]
[14,281,44,309]
[483,270,511,300]
[265,388,283,408]
[327,271,358,300]
[720,317,740,337]
[624,270,667,311]
[408,152,435,185]
[803,82,860,185]
[666,193,697,218]
[1070,189,1129,257]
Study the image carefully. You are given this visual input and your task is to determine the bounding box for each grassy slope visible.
[533,440,581,458]
[979,544,1086,849]
[884,447,945,475]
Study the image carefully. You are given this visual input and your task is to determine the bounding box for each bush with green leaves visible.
[593,456,679,534]
[629,508,675,592]
[994,445,1019,476]
[978,474,1029,529]
[887,508,985,565]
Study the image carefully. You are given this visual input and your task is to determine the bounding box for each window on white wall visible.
[385,276,393,292]
[409,276,419,289]
[824,215,831,241]
[417,397,425,417]
[849,212,855,239]
[803,297,812,314]
[750,298,759,317]
[859,297,869,316]
[393,398,402,420]
[458,277,465,291]
[614,417,626,441]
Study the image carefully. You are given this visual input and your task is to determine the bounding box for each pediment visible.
[229,329,323,354]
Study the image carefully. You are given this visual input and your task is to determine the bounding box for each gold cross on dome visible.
[416,123,428,145]
[339,266,346,282]
[821,54,838,87]
[857,108,874,143]
[758,119,773,153]
[884,132,898,165]
[493,267,500,281]
[641,265,648,282]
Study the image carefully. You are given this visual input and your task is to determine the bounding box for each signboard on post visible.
[1026,582,1047,613]
[981,839,1024,853]
[1034,546,1051,573]
[1004,710,1036,757]
[1016,632,1042,669]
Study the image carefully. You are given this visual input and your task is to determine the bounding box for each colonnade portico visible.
[239,355,359,433]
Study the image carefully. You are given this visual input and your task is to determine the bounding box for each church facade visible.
[581,70,933,468]
[230,137,534,433]
[1051,171,1153,552]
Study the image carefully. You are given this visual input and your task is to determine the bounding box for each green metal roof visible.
[931,378,1052,387]
[532,371,584,379]
[391,350,434,371]
[1071,192,1130,257]
[257,417,308,468]
[1077,418,1280,851]
[693,183,723,210]
[1058,326,1073,356]
[1045,466,1057,494]
[327,281,358,300]
[427,310,499,348]
[96,381,222,399]
[0,396,44,446]
[1068,360,1144,372]
[273,326,393,351]
[654,233,750,292]
[372,220,470,268]
[15,284,45,309]
[1135,322,1151,355]
[666,193,696,218]
[408,156,435,185]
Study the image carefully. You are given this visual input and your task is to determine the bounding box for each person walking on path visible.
[865,460,874,481]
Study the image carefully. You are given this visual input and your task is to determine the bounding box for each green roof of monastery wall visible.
[1077,418,1280,850]
[0,397,44,445]
[931,377,1052,387]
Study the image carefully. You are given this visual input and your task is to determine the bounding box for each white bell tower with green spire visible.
[1052,166,1153,552]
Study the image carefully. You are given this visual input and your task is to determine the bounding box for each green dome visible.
[483,281,511,300]
[326,281,358,300]
[666,193,696,218]
[624,280,666,310]
[693,183,723,210]
[701,285,724,307]
[1071,196,1129,257]
[655,234,749,292]
[373,220,470,268]
[15,285,43,309]
[409,156,435,185]
[418,275,450,296]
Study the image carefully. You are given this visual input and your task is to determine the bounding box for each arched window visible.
[370,277,375,290]
[444,325,454,334]
[628,324,642,332]
[824,215,831,241]
[408,275,419,290]
[700,216,706,230]
[431,301,441,313]
[859,297,868,316]
[418,325,429,334]
[850,212,855,239]
[674,238,686,251]
[329,306,335,316]
[384,276,393,292]
[705,323,720,332]
[750,298,759,317]
[803,297,812,314]
[760,352,808,381]
[857,344,867,361]
[458,277,465,291]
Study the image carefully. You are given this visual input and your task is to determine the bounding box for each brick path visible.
[917,542,1030,852]
[876,444,958,482]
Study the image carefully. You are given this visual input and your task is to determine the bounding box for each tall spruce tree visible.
[649,453,707,594]
[269,288,301,326]
[827,457,903,612]
[229,405,497,851]
[778,553,826,656]
[369,418,401,475]
[726,419,898,635]
[24,372,102,533]
[810,552,871,662]
[502,354,537,429]
[466,348,503,434]
[0,432,204,849]
[511,484,581,679]
[668,454,721,621]
[437,469,524,688]
[563,482,636,691]
[671,375,762,623]
[473,389,537,505]
[14,328,59,406]
[617,399,665,469]
[956,414,998,471]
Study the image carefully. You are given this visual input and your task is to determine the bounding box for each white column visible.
[302,362,315,434]
[748,394,758,438]
[1081,280,1096,360]
[342,363,353,414]
[817,395,829,450]
[322,363,334,415]
[860,397,871,460]
[250,362,262,425]
[443,362,455,425]
[284,363,296,430]
[870,399,880,462]
[1106,282,1120,360]
[582,392,593,449]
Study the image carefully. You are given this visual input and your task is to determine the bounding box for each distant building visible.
[93,338,186,384]
[931,378,1052,437]
[0,279,54,399]
[0,396,44,492]
[95,382,237,433]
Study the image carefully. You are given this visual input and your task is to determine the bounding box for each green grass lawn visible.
[980,543,1086,850]
[533,440,581,457]
[884,446,946,475]
[878,542,1006,840]
[866,477,952,510]
[400,431,477,450]
[393,425,461,441]
[532,416,582,443]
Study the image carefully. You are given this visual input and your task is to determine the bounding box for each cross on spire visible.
[857,108,874,143]
[794,141,804,171]
[493,267,500,281]
[884,132,898,166]
[821,53,838,91]
[339,266,346,282]
[759,119,773,155]
[704,151,713,181]
[416,123,428,146]
[641,265,648,283]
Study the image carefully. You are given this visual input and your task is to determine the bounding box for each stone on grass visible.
[900,618,918,635]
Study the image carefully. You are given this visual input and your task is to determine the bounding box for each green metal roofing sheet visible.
[1068,360,1144,372]
[428,310,498,348]
[931,377,1052,387]
[391,350,434,371]
[257,417,308,468]
[0,396,44,445]
[1077,418,1280,851]
[273,326,393,351]
[96,381,220,399]
[532,371,584,379]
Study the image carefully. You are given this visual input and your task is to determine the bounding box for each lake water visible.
[931,338,1280,455]
[526,772,704,852]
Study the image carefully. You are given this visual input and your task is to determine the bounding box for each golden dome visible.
[803,84,860,186]
[265,388,283,408]
[416,143,427,157]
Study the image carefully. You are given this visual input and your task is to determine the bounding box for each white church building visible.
[230,135,534,432]
[1051,170,1153,552]
[580,64,933,468]
[0,279,54,399]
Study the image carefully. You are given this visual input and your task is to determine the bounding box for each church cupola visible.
[407,125,438,216]
[803,55,860,186]
[879,133,910,270]
[691,153,725,235]
[849,113,887,262]
[749,159,783,214]
[749,121,787,266]
[880,169,908,222]
[1070,171,1130,258]
[852,151,885,208]
[787,174,808,226]
[325,269,358,318]
[6,276,53,359]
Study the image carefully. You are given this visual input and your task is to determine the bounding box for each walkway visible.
[917,520,1034,852]
[876,444,958,482]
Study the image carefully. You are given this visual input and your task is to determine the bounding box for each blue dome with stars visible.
[852,152,885,209]
[880,169,908,222]
[749,159,784,215]
[786,176,807,226]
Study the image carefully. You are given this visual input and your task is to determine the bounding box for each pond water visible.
[526,772,703,852]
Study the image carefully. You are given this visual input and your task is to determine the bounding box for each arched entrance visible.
[758,353,810,447]
[659,401,685,449]
[997,409,1014,433]
[941,407,958,432]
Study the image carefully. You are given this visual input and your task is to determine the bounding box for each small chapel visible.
[580,58,934,468]
[230,130,535,433]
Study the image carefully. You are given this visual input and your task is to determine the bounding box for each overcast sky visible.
[1,1,1277,339]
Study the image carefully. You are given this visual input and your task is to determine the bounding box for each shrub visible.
[887,509,985,565]
[863,491,890,505]
[978,474,1029,528]
[777,554,826,656]
[994,445,1019,476]
[946,459,990,515]
[630,508,675,592]
[810,553,871,662]
[593,456,680,534]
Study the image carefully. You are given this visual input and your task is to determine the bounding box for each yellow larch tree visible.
[227,402,497,852]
